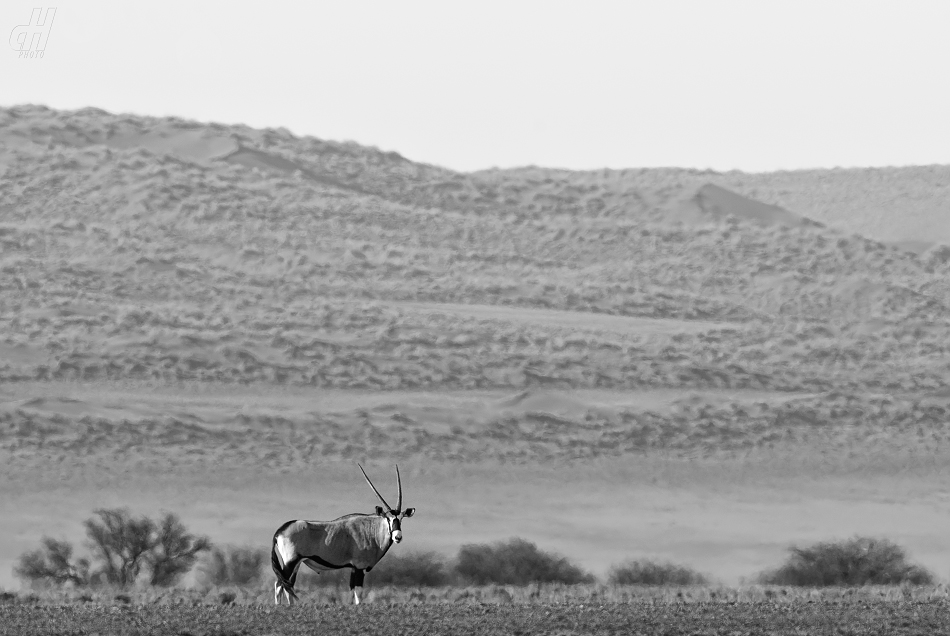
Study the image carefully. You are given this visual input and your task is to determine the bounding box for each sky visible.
[3,1,950,173]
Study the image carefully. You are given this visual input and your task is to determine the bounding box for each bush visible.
[15,509,210,589]
[82,509,152,587]
[84,508,211,587]
[147,513,213,586]
[14,538,90,587]
[454,538,594,586]
[198,546,267,587]
[757,536,935,586]
[608,559,709,586]
[369,551,450,587]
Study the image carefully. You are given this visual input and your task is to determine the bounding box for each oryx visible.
[271,464,415,605]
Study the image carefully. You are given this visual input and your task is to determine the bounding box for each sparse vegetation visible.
[608,559,710,586]
[368,550,450,587]
[197,546,266,588]
[15,509,210,589]
[1,588,949,636]
[757,536,935,587]
[455,538,594,586]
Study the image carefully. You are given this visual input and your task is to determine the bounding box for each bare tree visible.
[147,513,211,586]
[16,509,212,589]
[14,537,90,587]
[83,508,210,587]
[84,508,156,587]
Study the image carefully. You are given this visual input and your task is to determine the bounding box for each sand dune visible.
[388,301,742,335]
[493,389,593,419]
[672,184,811,228]
[99,129,237,163]
[0,108,236,164]
[2,382,947,471]
[3,105,950,591]
[221,146,359,192]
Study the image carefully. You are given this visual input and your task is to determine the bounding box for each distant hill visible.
[469,164,950,247]
[1,104,949,397]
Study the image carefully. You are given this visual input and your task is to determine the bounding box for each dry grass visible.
[4,592,950,636]
[5,582,950,607]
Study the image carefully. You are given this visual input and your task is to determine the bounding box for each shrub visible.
[83,509,158,587]
[608,559,709,586]
[84,508,211,587]
[454,538,594,586]
[757,536,934,586]
[217,591,237,605]
[13,538,90,587]
[147,513,212,586]
[15,508,211,589]
[369,550,450,587]
[198,546,267,587]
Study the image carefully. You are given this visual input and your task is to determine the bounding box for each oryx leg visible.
[274,579,295,605]
[287,567,300,604]
[274,556,302,605]
[350,569,366,605]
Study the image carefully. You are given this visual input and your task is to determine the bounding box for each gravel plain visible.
[4,599,950,636]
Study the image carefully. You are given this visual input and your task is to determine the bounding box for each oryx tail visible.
[271,523,299,602]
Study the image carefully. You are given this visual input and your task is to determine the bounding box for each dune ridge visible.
[2,104,950,460]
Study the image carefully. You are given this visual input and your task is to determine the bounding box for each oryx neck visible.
[375,513,395,553]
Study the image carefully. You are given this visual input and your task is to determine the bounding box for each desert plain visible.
[2,105,950,595]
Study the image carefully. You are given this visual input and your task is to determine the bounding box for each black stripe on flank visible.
[303,554,353,570]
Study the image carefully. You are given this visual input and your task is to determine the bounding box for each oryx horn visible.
[359,463,393,511]
[395,464,402,514]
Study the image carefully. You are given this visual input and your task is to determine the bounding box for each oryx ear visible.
[375,506,384,516]
[403,507,415,518]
